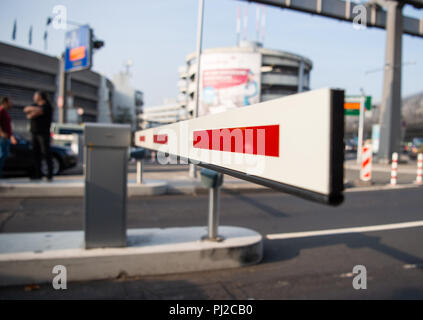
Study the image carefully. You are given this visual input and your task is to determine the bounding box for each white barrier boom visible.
[135,88,345,205]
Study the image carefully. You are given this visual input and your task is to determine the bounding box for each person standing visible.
[24,91,53,181]
[0,97,17,178]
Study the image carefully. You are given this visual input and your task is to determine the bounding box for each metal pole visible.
[297,59,305,93]
[58,55,67,124]
[378,1,403,163]
[208,185,220,240]
[357,90,366,164]
[136,159,144,185]
[189,0,205,179]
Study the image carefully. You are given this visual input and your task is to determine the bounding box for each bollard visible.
[416,153,423,185]
[390,152,398,186]
[136,159,144,185]
[131,148,146,185]
[360,144,372,182]
[200,169,224,242]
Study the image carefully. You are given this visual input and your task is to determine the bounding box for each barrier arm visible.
[135,88,345,206]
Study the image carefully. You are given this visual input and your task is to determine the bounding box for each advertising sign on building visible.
[199,52,261,116]
[65,25,92,73]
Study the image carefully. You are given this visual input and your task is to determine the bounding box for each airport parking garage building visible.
[178,41,313,116]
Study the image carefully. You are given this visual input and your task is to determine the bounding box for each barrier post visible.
[416,153,423,185]
[208,186,220,240]
[200,169,224,242]
[360,144,372,182]
[390,152,399,186]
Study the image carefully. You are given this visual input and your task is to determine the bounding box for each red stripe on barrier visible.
[154,134,168,144]
[193,125,280,157]
[362,157,371,168]
[139,136,146,142]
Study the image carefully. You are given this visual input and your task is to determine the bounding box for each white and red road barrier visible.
[135,88,345,206]
[390,152,399,186]
[360,144,372,182]
[416,153,423,185]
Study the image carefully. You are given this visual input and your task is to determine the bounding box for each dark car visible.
[129,147,146,161]
[344,139,357,153]
[3,134,78,177]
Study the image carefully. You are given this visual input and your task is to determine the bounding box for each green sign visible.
[344,96,372,116]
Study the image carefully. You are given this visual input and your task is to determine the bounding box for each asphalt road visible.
[0,187,422,299]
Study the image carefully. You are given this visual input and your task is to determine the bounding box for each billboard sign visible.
[135,88,345,206]
[65,25,92,73]
[199,52,261,117]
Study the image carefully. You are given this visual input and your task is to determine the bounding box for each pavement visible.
[0,163,271,198]
[0,154,422,299]
[0,226,263,287]
[0,187,422,299]
[0,157,421,198]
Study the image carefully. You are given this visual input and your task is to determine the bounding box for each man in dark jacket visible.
[24,91,53,181]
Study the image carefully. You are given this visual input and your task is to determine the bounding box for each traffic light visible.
[93,40,105,50]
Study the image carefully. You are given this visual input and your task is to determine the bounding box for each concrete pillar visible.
[378,1,403,163]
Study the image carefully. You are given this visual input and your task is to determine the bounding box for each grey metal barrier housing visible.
[84,123,131,249]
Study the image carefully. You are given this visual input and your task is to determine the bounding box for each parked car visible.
[2,134,78,177]
[129,147,146,161]
[344,139,357,153]
[402,141,413,154]
[409,138,423,160]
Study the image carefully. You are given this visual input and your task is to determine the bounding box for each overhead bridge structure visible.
[238,0,423,162]
[239,0,423,37]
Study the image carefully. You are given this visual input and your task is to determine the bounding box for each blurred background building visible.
[346,91,423,141]
[140,40,313,129]
[0,41,144,137]
[183,40,312,116]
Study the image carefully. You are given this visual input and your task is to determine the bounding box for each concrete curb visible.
[345,183,422,193]
[0,178,421,199]
[345,162,418,174]
[0,226,263,287]
[0,180,168,198]
[166,180,270,195]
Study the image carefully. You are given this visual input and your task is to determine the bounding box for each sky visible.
[0,0,422,107]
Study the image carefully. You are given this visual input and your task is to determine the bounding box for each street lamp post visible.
[189,0,205,179]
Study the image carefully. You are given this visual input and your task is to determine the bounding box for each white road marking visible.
[403,264,423,270]
[403,264,417,270]
[266,220,423,240]
[339,272,354,278]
